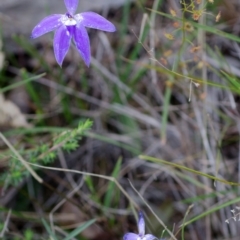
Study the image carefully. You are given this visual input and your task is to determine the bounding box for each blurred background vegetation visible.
[1,0,240,239]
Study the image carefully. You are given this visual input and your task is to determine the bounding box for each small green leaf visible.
[63,219,96,240]
[41,218,58,240]
[104,157,122,207]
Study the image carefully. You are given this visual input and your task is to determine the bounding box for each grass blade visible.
[63,218,96,240]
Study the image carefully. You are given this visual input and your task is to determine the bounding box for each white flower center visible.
[75,14,83,22]
[61,14,77,26]
[137,236,149,240]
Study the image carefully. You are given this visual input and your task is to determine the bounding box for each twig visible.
[26,162,138,209]
[0,209,12,237]
[0,132,43,183]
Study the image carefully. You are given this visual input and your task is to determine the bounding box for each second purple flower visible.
[31,0,116,66]
[123,211,161,240]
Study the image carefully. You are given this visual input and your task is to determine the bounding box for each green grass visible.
[1,0,240,239]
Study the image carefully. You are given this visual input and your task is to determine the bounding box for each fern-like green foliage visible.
[0,119,93,186]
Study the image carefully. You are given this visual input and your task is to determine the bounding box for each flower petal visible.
[53,25,72,66]
[143,234,158,240]
[31,14,63,39]
[123,233,138,240]
[64,0,79,15]
[138,211,145,236]
[72,24,91,66]
[77,12,116,32]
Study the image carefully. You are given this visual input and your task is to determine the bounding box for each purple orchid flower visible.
[31,0,116,67]
[123,212,160,240]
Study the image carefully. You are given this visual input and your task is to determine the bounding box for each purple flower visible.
[123,212,159,240]
[31,0,116,67]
